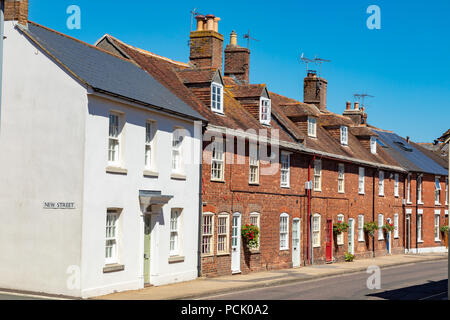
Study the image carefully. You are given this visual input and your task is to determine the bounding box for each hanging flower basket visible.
[241,224,260,249]
[364,222,378,237]
[382,222,395,233]
[333,221,349,234]
[440,225,449,234]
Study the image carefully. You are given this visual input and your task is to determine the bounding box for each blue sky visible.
[29,0,450,142]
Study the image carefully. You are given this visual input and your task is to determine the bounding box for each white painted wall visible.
[0,22,86,297]
[80,95,201,297]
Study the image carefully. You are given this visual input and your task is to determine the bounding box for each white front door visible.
[231,212,241,273]
[292,219,301,267]
[387,218,392,254]
[348,219,354,255]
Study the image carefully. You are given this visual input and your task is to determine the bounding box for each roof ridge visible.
[27,21,136,65]
[105,34,190,67]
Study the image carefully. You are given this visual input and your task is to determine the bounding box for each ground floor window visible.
[105,209,120,264]
[378,214,384,240]
[170,209,182,256]
[250,213,261,250]
[280,213,289,250]
[417,214,423,242]
[394,213,399,238]
[312,214,321,247]
[434,214,440,241]
[358,215,364,242]
[217,214,229,254]
[202,213,214,255]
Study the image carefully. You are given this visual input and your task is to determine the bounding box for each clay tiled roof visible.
[350,126,378,137]
[229,84,267,99]
[177,68,218,84]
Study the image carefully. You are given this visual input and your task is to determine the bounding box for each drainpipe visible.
[307,155,315,265]
[0,0,5,133]
[372,168,376,258]
[197,124,207,277]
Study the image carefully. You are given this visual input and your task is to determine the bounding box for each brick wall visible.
[224,45,250,83]
[4,0,28,25]
[189,31,223,70]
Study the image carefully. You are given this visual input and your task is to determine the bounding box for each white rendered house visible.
[0,16,205,298]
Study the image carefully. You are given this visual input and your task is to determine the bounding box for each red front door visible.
[326,219,333,262]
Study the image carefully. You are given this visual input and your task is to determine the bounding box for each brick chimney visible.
[303,71,327,112]
[224,31,250,83]
[189,14,223,70]
[4,0,28,26]
[343,101,367,125]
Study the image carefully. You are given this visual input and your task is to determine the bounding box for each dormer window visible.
[370,136,377,154]
[259,97,271,125]
[340,126,348,145]
[211,82,223,113]
[307,117,317,137]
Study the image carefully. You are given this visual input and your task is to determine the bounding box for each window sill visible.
[314,189,322,192]
[281,185,290,189]
[378,238,384,241]
[337,243,344,246]
[201,254,214,258]
[106,166,128,175]
[338,191,345,194]
[211,179,225,183]
[435,203,441,206]
[103,264,125,273]
[168,255,185,264]
[279,248,289,251]
[417,201,424,205]
[249,249,260,254]
[359,192,365,195]
[379,194,384,197]
[143,170,159,178]
[358,239,365,243]
[406,201,412,205]
[216,252,230,256]
[249,182,260,186]
[435,239,441,243]
[418,240,424,243]
[313,245,321,248]
[171,173,187,180]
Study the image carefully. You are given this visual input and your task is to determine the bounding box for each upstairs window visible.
[249,144,260,184]
[307,117,317,138]
[280,152,290,188]
[394,173,399,197]
[260,97,271,125]
[314,159,322,191]
[417,175,423,204]
[435,176,441,205]
[211,82,224,113]
[340,126,348,145]
[172,127,184,173]
[370,136,377,154]
[338,163,345,193]
[358,167,365,194]
[379,170,384,196]
[108,113,122,166]
[145,120,156,170]
[211,141,225,181]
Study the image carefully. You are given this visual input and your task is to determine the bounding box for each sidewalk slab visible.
[95,253,448,300]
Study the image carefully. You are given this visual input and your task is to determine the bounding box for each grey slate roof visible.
[21,22,205,121]
[374,130,447,175]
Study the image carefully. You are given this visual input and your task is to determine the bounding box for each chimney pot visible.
[346,101,351,110]
[195,15,205,31]
[406,136,410,143]
[354,102,359,110]
[214,17,221,32]
[230,30,237,46]
[206,14,215,31]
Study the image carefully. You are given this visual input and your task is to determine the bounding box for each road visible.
[202,259,448,300]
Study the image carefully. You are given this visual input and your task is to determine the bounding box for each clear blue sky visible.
[29,0,450,142]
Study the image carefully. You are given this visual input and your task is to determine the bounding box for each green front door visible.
[143,216,151,285]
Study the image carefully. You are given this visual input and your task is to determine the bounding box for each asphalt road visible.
[203,259,448,300]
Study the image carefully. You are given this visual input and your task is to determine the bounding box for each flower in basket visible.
[382,222,395,233]
[440,225,449,234]
[333,221,349,234]
[364,222,378,236]
[241,224,260,249]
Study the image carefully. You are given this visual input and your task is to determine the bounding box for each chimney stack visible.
[189,14,224,70]
[4,0,28,26]
[224,31,250,83]
[354,102,359,110]
[343,101,367,125]
[303,71,328,112]
[346,101,351,110]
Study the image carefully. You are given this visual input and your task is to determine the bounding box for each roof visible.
[373,130,448,175]
[350,126,378,137]
[411,142,448,170]
[21,22,205,121]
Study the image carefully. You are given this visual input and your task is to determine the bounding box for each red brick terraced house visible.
[95,14,445,277]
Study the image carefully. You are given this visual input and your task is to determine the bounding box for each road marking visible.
[0,290,70,300]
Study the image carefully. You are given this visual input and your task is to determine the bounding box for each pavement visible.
[96,252,448,300]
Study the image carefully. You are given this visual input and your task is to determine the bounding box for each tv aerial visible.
[353,93,374,109]
[300,53,331,77]
[243,30,259,49]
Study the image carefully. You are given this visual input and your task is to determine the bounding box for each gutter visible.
[0,0,4,133]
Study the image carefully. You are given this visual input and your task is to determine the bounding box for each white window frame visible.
[144,120,156,170]
[307,117,317,138]
[217,213,230,254]
[338,163,345,193]
[279,213,289,250]
[434,210,440,241]
[336,214,344,245]
[445,177,448,205]
[280,152,291,188]
[249,144,260,184]
[394,173,399,197]
[105,209,120,265]
[211,82,224,113]
[211,141,225,181]
[407,173,411,204]
[312,214,321,248]
[358,167,365,195]
[358,214,364,242]
[172,127,184,173]
[394,213,399,238]
[370,136,377,154]
[378,214,384,240]
[250,212,261,250]
[108,112,122,166]
[417,175,423,204]
[259,97,271,125]
[435,176,441,205]
[314,159,322,191]
[169,209,182,256]
[379,170,384,196]
[340,126,348,145]
[201,213,214,256]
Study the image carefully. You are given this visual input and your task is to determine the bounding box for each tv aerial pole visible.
[353,93,374,109]
[243,30,259,49]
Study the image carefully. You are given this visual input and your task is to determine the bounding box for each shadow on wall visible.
[366,279,448,300]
